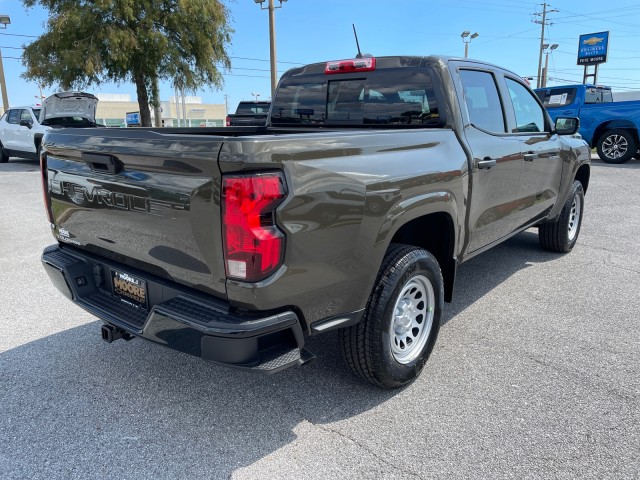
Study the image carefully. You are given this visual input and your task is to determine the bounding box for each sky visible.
[1,0,640,111]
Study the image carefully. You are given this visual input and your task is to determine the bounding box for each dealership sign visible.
[126,111,141,126]
[577,31,609,65]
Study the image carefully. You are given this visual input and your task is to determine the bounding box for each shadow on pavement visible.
[0,158,40,173]
[0,229,565,479]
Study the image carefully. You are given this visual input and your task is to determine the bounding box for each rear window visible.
[536,88,577,108]
[271,68,441,127]
[236,102,271,115]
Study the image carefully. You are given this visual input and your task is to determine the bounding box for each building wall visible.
[95,98,227,127]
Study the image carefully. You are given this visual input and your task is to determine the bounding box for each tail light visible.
[226,116,231,127]
[325,57,376,74]
[40,149,53,223]
[222,172,286,282]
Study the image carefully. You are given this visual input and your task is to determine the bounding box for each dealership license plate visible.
[111,270,148,310]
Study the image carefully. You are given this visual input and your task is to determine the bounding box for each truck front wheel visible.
[341,244,443,389]
[539,180,584,253]
[596,129,637,164]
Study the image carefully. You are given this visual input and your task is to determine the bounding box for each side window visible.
[7,109,20,124]
[459,70,506,133]
[539,88,576,108]
[20,109,33,123]
[505,78,546,133]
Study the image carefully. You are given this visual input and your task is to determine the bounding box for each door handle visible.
[477,157,496,170]
[524,153,537,162]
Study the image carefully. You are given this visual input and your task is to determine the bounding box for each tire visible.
[0,142,8,163]
[539,180,584,253]
[596,129,637,164]
[341,244,443,389]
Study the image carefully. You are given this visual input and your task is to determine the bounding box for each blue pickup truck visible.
[535,84,640,164]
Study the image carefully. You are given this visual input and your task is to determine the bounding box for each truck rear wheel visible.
[539,180,584,253]
[0,142,8,163]
[596,129,637,164]
[341,244,443,389]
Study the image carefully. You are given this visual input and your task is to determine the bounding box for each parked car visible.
[535,84,640,163]
[225,100,271,126]
[0,92,99,163]
[40,56,589,389]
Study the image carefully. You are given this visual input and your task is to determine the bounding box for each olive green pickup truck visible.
[40,56,590,389]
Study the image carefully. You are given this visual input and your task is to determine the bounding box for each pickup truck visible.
[40,56,590,389]
[535,84,640,164]
[225,100,271,126]
[0,92,99,163]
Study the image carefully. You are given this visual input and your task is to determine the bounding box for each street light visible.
[254,0,288,98]
[0,14,10,113]
[541,43,559,88]
[251,92,261,102]
[461,31,479,58]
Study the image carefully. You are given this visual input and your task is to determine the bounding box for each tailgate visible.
[42,128,228,297]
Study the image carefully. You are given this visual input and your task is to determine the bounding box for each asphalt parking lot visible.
[1,156,638,480]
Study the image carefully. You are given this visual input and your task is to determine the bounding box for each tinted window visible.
[505,78,546,133]
[537,87,576,108]
[271,68,441,127]
[32,108,42,121]
[7,109,20,124]
[459,70,506,133]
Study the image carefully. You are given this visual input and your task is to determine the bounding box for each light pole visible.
[254,0,287,98]
[541,43,559,88]
[0,14,11,113]
[251,92,261,102]
[461,31,479,58]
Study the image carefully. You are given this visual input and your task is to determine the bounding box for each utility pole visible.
[255,0,287,98]
[533,3,558,88]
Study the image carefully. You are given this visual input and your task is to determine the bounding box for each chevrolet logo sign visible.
[583,37,604,46]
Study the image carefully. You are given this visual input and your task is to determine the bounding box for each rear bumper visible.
[42,245,307,373]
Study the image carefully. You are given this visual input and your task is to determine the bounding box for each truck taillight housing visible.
[222,172,286,282]
[226,116,231,127]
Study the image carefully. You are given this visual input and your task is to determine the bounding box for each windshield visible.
[271,68,441,127]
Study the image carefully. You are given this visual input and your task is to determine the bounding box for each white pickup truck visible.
[0,92,98,163]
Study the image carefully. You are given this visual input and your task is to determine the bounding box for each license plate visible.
[111,270,148,310]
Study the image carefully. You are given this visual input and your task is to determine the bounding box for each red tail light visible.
[40,149,53,223]
[226,116,231,127]
[222,172,286,282]
[325,57,376,74]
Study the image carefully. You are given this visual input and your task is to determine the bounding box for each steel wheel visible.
[602,134,628,160]
[567,193,581,242]
[389,274,435,364]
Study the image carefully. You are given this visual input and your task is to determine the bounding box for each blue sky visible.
[1,0,640,110]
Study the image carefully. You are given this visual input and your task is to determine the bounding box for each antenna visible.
[352,24,362,59]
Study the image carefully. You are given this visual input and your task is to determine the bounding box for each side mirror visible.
[19,119,33,129]
[554,117,579,136]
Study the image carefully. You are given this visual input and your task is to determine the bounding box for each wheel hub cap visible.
[389,274,435,364]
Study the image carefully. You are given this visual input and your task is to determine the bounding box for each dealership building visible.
[95,94,227,127]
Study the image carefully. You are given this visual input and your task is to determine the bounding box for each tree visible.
[22,0,232,126]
